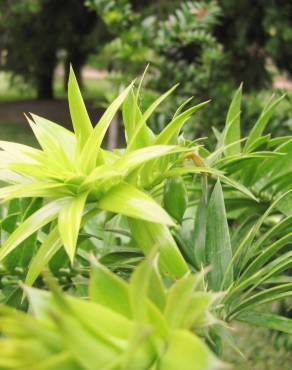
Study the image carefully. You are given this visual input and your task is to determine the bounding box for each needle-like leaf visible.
[205,180,233,291]
[0,199,66,262]
[58,192,88,263]
[224,83,242,156]
[68,66,93,150]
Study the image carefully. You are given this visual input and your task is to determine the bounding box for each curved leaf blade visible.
[0,199,66,262]
[58,192,88,263]
[98,182,174,226]
[68,66,93,150]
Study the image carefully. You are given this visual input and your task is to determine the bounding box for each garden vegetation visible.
[0,68,291,369]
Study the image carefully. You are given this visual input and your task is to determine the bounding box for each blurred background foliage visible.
[0,1,292,368]
[0,0,291,141]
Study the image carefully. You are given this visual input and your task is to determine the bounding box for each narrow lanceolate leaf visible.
[127,254,168,347]
[58,192,88,263]
[165,166,257,201]
[238,190,292,269]
[224,83,242,156]
[0,169,28,184]
[205,180,233,291]
[0,199,66,262]
[164,274,197,329]
[240,233,292,280]
[163,177,188,223]
[237,310,292,335]
[25,114,73,171]
[127,84,179,151]
[122,88,141,143]
[172,97,194,119]
[0,140,44,163]
[244,94,285,152]
[68,66,93,150]
[159,329,220,370]
[193,180,208,266]
[80,82,134,173]
[3,198,42,272]
[0,182,70,201]
[90,262,131,318]
[129,254,154,322]
[98,182,174,226]
[113,145,178,173]
[230,283,292,317]
[155,101,210,145]
[123,88,155,149]
[25,227,62,286]
[31,113,77,158]
[128,219,189,279]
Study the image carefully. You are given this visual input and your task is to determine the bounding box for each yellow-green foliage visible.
[0,256,221,370]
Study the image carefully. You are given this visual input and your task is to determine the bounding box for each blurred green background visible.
[0,1,292,366]
[0,0,291,146]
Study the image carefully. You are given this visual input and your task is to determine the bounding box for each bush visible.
[0,258,219,369]
[88,0,229,134]
[0,70,292,367]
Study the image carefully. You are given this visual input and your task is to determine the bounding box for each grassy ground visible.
[0,73,35,102]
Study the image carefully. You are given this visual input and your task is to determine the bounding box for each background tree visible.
[0,0,106,99]
[89,0,225,135]
[263,0,292,78]
[89,0,292,138]
[215,0,270,90]
[215,0,292,90]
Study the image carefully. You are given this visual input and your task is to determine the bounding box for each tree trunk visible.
[64,52,85,90]
[107,114,119,150]
[36,72,54,99]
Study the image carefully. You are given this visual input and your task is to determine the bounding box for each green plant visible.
[216,0,292,90]
[0,255,221,370]
[0,68,184,280]
[0,0,103,98]
[0,68,255,291]
[169,85,292,347]
[0,71,291,366]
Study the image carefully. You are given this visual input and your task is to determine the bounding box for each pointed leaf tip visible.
[68,66,93,150]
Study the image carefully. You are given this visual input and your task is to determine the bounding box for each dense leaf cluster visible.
[0,70,291,368]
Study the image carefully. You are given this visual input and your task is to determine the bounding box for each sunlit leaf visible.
[68,66,93,150]
[98,182,174,225]
[0,199,66,262]
[224,83,242,156]
[58,192,88,263]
